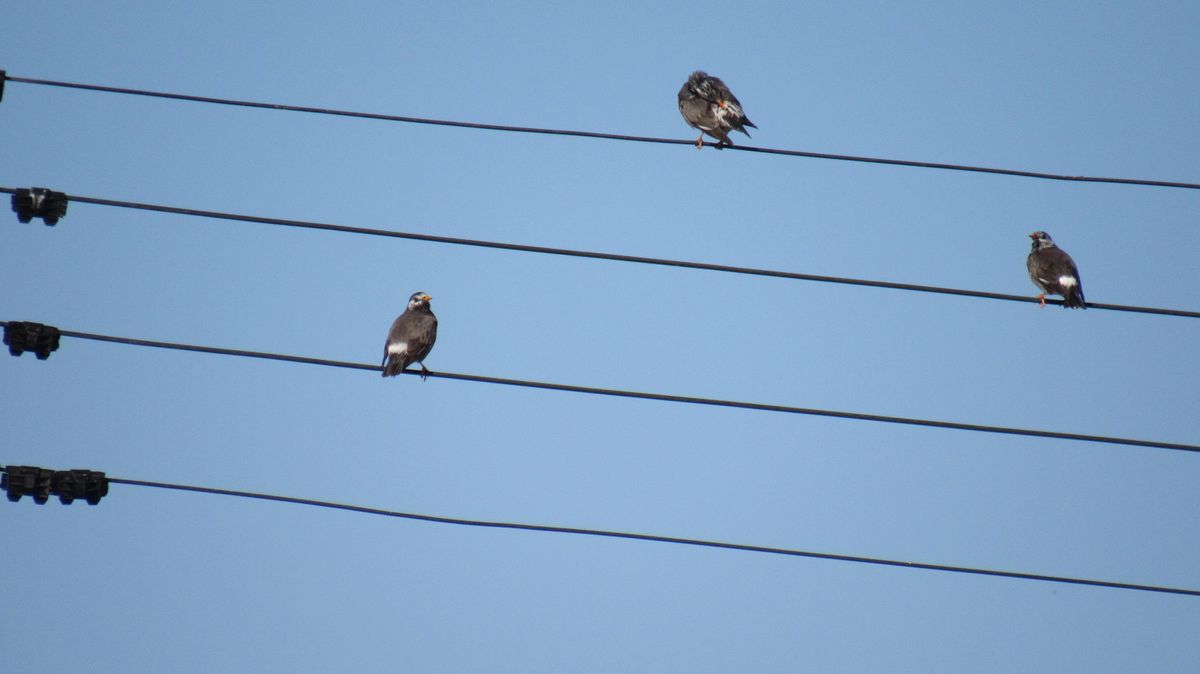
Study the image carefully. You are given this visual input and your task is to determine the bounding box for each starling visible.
[1027,232,1086,309]
[678,71,757,149]
[382,292,438,379]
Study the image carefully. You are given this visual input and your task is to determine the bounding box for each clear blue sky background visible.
[3,2,1198,672]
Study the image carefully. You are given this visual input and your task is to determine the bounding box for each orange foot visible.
[695,134,705,150]
[1037,293,1046,307]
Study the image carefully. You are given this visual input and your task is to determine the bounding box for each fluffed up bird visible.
[1027,231,1086,309]
[382,292,438,379]
[678,71,757,149]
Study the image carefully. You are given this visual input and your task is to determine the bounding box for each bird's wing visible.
[385,312,416,358]
[407,313,438,362]
[1029,248,1082,293]
[1044,248,1081,285]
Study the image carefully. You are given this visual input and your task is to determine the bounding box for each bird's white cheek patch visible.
[387,342,407,355]
[1059,276,1077,288]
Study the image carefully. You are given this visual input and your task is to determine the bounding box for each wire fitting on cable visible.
[0,70,6,103]
[2,466,54,504]
[4,321,61,360]
[1,466,109,505]
[12,187,68,225]
[55,469,110,505]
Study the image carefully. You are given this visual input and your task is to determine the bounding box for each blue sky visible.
[3,2,1198,671]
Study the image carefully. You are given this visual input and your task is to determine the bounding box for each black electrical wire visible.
[4,321,1195,453]
[36,474,1185,598]
[3,187,1197,319]
[5,74,1198,190]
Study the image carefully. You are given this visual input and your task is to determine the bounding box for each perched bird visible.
[677,71,757,149]
[1026,231,1086,309]
[382,292,438,379]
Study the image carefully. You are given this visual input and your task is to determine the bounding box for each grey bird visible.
[1027,231,1086,309]
[677,71,757,149]
[382,292,438,379]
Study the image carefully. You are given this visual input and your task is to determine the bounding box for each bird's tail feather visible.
[1064,287,1086,309]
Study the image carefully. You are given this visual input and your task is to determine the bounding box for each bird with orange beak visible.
[1027,232,1086,309]
[678,71,757,149]
[383,291,438,379]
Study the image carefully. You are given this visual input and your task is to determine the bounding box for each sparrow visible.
[678,71,757,149]
[382,292,438,379]
[1027,231,1086,309]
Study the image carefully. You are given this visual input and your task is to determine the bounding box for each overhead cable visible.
[4,321,1196,453]
[64,473,1199,598]
[4,74,1198,190]
[3,187,1196,319]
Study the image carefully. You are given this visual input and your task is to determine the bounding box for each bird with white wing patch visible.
[677,70,757,149]
[382,291,438,379]
[1027,231,1086,309]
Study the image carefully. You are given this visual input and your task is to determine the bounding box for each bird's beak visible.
[1028,232,1037,239]
[421,294,432,301]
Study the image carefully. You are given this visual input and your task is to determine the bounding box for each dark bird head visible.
[1029,231,1056,251]
[407,292,433,311]
[686,71,718,100]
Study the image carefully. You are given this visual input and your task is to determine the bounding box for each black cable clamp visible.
[54,469,110,505]
[2,466,108,505]
[12,187,68,225]
[0,70,6,103]
[4,321,61,360]
[2,466,56,504]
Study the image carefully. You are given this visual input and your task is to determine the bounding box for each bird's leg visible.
[695,133,705,150]
[1036,293,1046,307]
[419,363,432,381]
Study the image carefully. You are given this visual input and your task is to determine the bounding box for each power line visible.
[4,187,1197,320]
[44,473,1185,598]
[5,74,1199,191]
[6,321,1196,453]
